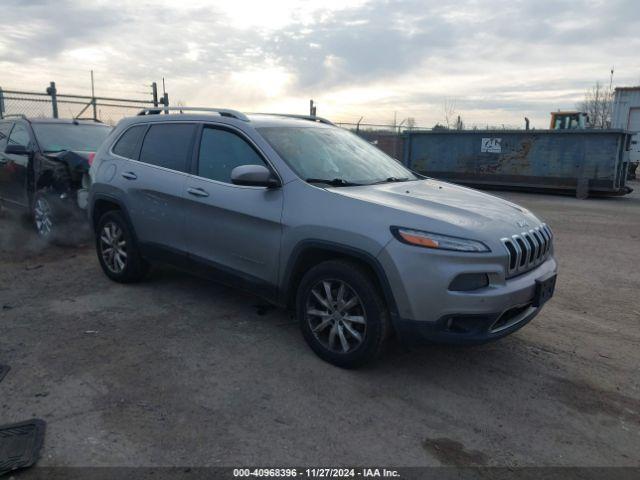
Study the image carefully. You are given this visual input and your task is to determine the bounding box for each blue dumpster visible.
[403,129,632,196]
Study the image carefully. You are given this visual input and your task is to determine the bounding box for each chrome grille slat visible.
[532,229,543,260]
[501,223,553,277]
[538,227,549,253]
[524,232,536,263]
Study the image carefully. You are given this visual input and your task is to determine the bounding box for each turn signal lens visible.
[398,230,439,248]
[392,227,490,253]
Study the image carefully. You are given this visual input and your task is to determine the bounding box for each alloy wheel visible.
[34,197,53,237]
[306,279,367,353]
[100,222,127,274]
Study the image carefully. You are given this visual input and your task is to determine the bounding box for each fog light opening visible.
[449,273,490,292]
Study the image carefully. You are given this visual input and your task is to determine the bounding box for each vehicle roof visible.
[118,112,333,129]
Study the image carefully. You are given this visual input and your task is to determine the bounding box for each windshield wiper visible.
[305,178,363,187]
[370,177,413,185]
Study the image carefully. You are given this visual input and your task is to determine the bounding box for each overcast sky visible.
[1,0,639,128]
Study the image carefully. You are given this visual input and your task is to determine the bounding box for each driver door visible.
[182,125,284,292]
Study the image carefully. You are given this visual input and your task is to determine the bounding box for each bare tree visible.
[443,98,457,129]
[577,82,612,128]
[405,117,416,130]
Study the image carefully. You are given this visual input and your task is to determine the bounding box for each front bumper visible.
[378,239,557,345]
[394,303,541,345]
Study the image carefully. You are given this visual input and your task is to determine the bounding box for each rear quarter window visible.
[139,123,196,172]
[112,124,148,160]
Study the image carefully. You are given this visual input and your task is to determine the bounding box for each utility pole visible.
[162,78,169,114]
[90,70,97,121]
[152,82,159,107]
[309,99,316,117]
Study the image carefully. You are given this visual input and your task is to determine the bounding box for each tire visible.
[96,210,149,283]
[296,259,390,368]
[32,191,58,241]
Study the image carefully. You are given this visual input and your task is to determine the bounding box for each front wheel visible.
[96,210,149,283]
[32,191,56,240]
[296,260,390,368]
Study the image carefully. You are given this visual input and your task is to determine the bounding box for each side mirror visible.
[5,144,29,155]
[231,164,280,188]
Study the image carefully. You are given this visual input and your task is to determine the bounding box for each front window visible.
[197,127,266,183]
[32,123,111,153]
[257,126,417,185]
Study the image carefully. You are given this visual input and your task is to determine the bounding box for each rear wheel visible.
[296,260,390,368]
[96,210,149,283]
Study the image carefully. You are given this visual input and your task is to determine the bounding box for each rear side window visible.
[139,123,195,172]
[197,128,266,183]
[113,124,147,160]
[8,124,31,148]
[0,122,12,151]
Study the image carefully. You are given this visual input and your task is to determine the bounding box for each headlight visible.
[391,227,490,252]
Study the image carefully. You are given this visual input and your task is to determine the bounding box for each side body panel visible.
[0,121,34,207]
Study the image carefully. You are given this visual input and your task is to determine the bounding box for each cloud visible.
[0,0,639,127]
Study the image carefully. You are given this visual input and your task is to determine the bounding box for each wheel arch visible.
[280,240,399,319]
[91,194,138,242]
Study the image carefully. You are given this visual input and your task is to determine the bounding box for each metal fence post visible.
[46,81,58,118]
[91,70,97,121]
[0,87,4,119]
[163,92,169,114]
[152,82,159,107]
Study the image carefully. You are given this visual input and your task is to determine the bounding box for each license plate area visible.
[533,272,556,307]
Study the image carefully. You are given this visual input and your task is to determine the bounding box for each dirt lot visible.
[1,184,639,468]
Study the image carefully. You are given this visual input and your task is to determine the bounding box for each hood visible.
[43,150,92,179]
[328,178,543,234]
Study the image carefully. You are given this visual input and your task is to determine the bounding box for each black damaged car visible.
[0,116,111,240]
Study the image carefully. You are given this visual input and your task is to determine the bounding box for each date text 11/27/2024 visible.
[233,468,401,478]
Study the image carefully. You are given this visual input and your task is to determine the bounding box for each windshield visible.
[257,126,417,185]
[32,123,112,153]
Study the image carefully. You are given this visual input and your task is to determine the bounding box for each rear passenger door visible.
[182,125,284,291]
[113,122,197,256]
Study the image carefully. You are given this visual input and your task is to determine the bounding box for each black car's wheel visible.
[96,210,149,283]
[296,260,390,368]
[32,191,57,240]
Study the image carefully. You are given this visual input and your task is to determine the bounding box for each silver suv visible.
[89,108,557,368]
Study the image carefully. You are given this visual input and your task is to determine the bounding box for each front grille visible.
[501,224,553,277]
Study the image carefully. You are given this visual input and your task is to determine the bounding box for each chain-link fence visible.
[336,121,526,159]
[0,82,164,126]
[335,122,432,160]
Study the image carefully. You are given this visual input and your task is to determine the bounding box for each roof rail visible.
[74,117,106,123]
[137,107,249,122]
[251,113,335,126]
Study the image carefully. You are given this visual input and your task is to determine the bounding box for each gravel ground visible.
[0,184,639,468]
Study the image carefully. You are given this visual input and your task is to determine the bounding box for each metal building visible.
[612,86,640,165]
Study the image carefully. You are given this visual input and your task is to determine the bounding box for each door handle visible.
[187,187,209,198]
[122,171,137,180]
